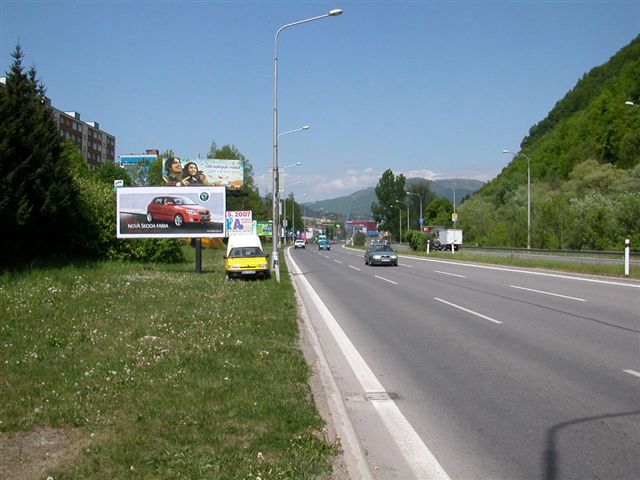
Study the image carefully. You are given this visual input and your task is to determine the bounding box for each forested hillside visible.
[459,35,640,250]
[305,178,483,219]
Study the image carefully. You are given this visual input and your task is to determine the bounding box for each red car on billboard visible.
[146,196,211,227]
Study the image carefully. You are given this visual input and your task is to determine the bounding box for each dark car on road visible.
[146,196,211,227]
[364,244,398,266]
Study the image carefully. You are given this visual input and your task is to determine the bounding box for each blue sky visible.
[2,1,638,201]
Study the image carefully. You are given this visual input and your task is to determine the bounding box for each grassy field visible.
[0,246,337,479]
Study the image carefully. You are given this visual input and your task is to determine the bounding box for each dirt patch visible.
[0,428,90,480]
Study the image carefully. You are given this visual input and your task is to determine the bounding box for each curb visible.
[286,248,374,480]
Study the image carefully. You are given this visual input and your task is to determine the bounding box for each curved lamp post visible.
[279,125,310,137]
[406,191,423,230]
[272,8,343,282]
[502,149,532,250]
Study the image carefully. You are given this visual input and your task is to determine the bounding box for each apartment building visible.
[1,76,116,170]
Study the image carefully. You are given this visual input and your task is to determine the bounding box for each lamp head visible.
[626,101,636,106]
[329,8,343,16]
[302,125,310,130]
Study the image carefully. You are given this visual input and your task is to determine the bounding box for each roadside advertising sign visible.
[226,211,253,236]
[163,158,245,189]
[116,186,226,238]
[119,154,158,166]
[256,221,273,237]
[452,213,458,223]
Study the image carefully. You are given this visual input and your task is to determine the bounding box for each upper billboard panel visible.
[119,154,157,166]
[163,157,244,189]
[116,186,226,238]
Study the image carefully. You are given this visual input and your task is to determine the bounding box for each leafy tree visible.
[146,156,164,185]
[95,161,133,186]
[283,193,304,239]
[209,142,265,218]
[371,169,406,240]
[0,44,87,262]
[424,197,453,226]
[457,196,496,245]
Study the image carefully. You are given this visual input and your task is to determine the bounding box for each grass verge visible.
[0,246,337,479]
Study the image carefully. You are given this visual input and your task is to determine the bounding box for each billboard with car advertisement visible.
[116,186,226,238]
[162,157,244,189]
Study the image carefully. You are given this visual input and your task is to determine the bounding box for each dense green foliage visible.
[352,231,367,246]
[209,142,272,221]
[371,169,407,240]
[0,45,184,266]
[0,45,87,263]
[459,35,640,250]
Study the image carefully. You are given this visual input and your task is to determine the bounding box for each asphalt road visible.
[287,244,640,480]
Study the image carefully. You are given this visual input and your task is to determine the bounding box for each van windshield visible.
[229,247,264,258]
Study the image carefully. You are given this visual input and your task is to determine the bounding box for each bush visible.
[405,230,427,251]
[352,232,367,246]
[75,175,185,263]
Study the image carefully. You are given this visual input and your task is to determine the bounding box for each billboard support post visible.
[195,239,202,273]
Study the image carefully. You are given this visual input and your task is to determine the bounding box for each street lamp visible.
[272,8,343,282]
[502,149,532,249]
[395,200,402,243]
[295,193,307,237]
[279,125,310,137]
[277,163,302,243]
[406,191,423,230]
[283,180,302,244]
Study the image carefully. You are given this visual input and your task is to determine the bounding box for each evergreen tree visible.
[0,44,84,262]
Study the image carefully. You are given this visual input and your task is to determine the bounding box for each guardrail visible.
[462,245,640,258]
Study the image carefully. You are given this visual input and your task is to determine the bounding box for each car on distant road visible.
[294,239,306,249]
[146,196,211,227]
[364,244,398,266]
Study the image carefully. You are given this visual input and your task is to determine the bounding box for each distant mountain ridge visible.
[304,178,484,219]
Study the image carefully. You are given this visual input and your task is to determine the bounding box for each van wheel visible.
[174,214,184,227]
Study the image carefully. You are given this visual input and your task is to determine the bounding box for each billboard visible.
[226,211,253,236]
[119,154,158,166]
[256,221,273,237]
[116,186,226,238]
[163,157,244,189]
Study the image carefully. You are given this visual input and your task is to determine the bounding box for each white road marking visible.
[434,297,503,324]
[434,270,466,278]
[287,251,451,480]
[334,259,343,264]
[322,255,330,259]
[399,263,414,268]
[623,369,640,378]
[348,265,361,271]
[510,285,586,302]
[384,253,640,289]
[375,275,398,285]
